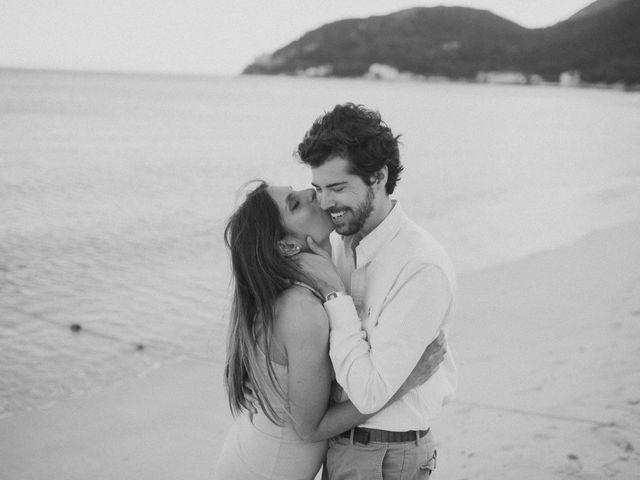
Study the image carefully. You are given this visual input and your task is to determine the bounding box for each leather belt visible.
[338,426,429,444]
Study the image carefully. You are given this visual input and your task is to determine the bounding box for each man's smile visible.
[329,208,349,223]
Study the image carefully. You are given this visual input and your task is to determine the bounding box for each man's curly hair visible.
[297,103,403,194]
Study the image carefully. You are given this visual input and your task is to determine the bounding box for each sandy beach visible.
[2,222,639,480]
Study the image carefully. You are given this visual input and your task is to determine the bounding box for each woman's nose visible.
[304,188,318,204]
[306,188,315,200]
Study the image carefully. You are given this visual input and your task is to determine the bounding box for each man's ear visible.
[277,239,301,258]
[371,166,388,186]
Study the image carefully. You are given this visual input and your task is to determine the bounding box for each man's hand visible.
[390,330,447,402]
[295,236,345,297]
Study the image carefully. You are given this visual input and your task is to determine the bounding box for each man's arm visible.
[297,237,454,415]
[325,264,452,414]
[300,329,447,441]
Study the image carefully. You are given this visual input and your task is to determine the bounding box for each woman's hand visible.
[294,236,345,297]
[390,330,447,402]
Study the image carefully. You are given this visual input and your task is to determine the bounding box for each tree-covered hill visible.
[243,0,640,85]
[518,0,640,84]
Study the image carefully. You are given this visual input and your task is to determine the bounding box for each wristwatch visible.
[324,291,347,303]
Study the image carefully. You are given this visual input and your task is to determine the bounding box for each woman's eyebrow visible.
[285,191,295,210]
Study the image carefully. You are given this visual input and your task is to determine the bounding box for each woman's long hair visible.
[223,181,313,424]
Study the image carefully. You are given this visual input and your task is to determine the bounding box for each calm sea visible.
[1,69,640,417]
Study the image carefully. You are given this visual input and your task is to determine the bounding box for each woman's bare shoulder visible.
[275,286,328,340]
[276,284,321,306]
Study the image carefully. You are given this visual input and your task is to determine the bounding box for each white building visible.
[476,71,528,85]
[559,70,581,87]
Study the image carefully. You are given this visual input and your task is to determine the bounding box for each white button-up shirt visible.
[325,201,457,431]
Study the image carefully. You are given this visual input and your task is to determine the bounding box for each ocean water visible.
[1,69,640,417]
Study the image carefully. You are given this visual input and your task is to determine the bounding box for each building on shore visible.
[476,71,528,85]
[559,70,581,87]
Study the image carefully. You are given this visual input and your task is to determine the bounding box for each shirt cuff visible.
[323,295,362,335]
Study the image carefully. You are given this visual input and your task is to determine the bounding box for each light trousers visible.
[325,429,437,480]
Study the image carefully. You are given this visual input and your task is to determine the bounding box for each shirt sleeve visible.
[324,264,452,414]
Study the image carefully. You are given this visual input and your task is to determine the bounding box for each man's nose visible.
[318,190,333,210]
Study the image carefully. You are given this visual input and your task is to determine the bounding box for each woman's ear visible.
[277,239,301,258]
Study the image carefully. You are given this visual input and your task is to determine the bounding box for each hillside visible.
[244,7,534,78]
[568,0,632,21]
[520,0,640,84]
[243,1,640,85]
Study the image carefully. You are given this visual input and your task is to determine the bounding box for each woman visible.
[215,181,444,479]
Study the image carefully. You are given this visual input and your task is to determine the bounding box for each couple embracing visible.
[215,103,457,479]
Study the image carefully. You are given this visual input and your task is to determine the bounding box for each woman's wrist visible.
[324,291,347,303]
[317,279,345,299]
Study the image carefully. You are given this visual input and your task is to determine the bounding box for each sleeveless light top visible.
[214,283,327,480]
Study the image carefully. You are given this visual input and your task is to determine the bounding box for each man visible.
[297,103,457,479]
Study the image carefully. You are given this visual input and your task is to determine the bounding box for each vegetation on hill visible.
[243,0,640,86]
[568,0,632,21]
[519,0,640,84]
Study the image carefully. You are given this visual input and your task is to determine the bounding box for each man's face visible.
[311,156,375,236]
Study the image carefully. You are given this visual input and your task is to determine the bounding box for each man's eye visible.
[332,187,345,193]
[291,201,299,210]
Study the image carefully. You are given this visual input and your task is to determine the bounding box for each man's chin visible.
[334,223,357,236]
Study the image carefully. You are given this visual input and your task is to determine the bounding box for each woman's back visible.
[214,285,328,480]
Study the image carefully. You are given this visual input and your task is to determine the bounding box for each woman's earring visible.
[279,242,301,257]
[284,244,300,257]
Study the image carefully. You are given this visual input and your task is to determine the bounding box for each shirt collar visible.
[343,200,403,267]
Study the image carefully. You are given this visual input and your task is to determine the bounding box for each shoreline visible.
[455,219,640,276]
[3,67,640,93]
[2,221,639,479]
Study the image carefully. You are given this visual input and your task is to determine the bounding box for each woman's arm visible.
[279,290,447,443]
[277,289,334,441]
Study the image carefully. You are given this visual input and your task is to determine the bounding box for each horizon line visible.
[0,65,244,80]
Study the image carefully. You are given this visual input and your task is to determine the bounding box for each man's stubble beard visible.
[335,186,375,236]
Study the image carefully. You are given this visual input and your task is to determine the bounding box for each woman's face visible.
[267,186,334,250]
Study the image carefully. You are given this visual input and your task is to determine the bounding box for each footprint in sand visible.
[556,454,582,476]
[613,439,634,453]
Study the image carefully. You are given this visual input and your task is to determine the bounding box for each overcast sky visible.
[1,0,595,76]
